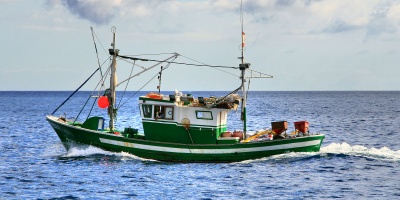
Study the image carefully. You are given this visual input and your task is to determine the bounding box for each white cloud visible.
[4,0,399,90]
[43,0,400,39]
[47,0,123,25]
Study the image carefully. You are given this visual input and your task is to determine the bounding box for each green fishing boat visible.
[47,23,324,162]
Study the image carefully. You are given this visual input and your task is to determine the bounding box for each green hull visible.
[47,116,325,162]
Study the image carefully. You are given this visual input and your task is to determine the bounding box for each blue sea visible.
[1,91,400,199]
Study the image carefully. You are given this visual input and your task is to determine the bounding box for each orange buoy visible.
[221,131,232,137]
[98,96,109,109]
[232,130,244,140]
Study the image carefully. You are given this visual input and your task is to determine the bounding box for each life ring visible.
[168,110,173,115]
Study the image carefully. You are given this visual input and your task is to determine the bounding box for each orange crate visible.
[271,121,288,134]
[294,121,309,133]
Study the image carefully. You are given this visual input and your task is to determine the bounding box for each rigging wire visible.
[114,52,242,110]
[119,53,180,70]
[74,58,111,121]
[117,56,177,108]
[117,60,136,108]
[179,54,240,78]
[117,70,161,108]
[124,52,177,57]
[52,28,111,117]
[92,28,109,55]
[86,92,100,120]
[90,27,104,82]
[51,67,100,115]
[116,53,179,87]
[87,57,111,96]
[118,57,147,70]
[73,94,93,124]
[118,55,239,69]
[85,62,112,120]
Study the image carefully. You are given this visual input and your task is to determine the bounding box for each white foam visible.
[63,145,157,162]
[64,145,113,157]
[52,142,400,163]
[321,142,400,161]
[238,142,400,163]
[118,151,158,162]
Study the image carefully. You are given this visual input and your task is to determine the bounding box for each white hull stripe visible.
[99,138,321,154]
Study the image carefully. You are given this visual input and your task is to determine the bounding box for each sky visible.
[1,0,400,91]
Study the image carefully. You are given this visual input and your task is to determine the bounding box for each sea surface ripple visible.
[1,91,399,199]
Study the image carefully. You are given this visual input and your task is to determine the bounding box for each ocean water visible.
[1,91,400,199]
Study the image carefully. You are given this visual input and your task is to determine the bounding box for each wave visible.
[320,142,400,161]
[49,142,400,164]
[63,145,113,157]
[239,142,400,164]
[61,145,157,162]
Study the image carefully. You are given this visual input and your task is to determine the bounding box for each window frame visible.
[154,105,174,120]
[195,110,213,120]
[142,104,153,118]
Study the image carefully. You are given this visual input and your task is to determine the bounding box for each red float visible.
[232,130,244,140]
[221,131,232,137]
[98,96,109,109]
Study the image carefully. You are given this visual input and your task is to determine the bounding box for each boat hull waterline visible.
[47,116,325,162]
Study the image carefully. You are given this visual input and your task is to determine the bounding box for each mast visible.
[239,0,249,138]
[238,1,273,138]
[240,0,245,65]
[238,1,274,138]
[108,26,119,130]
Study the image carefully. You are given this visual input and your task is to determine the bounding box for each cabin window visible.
[154,105,174,120]
[196,111,213,120]
[142,104,153,118]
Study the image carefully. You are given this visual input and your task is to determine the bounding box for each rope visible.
[186,129,194,144]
